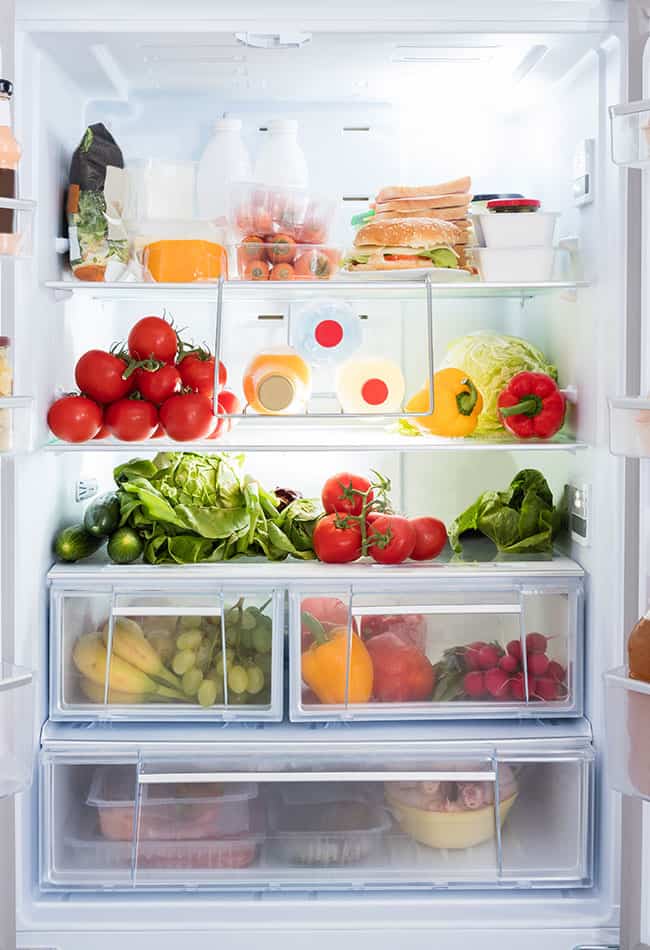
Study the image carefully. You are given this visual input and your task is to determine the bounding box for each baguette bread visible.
[376,176,471,203]
[354,217,463,250]
[375,194,471,214]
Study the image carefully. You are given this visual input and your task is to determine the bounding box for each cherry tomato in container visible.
[128,316,178,363]
[159,392,216,441]
[105,398,158,442]
[365,633,435,702]
[48,395,103,443]
[410,517,447,561]
[368,514,416,565]
[270,262,295,281]
[179,352,227,398]
[265,233,297,264]
[300,596,357,650]
[242,259,270,281]
[134,363,181,406]
[322,472,373,517]
[74,350,133,404]
[313,514,362,564]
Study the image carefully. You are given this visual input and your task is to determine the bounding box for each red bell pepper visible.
[497,371,566,440]
[365,632,435,702]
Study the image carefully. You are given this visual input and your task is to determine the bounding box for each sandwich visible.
[376,176,471,204]
[375,194,471,215]
[343,217,465,272]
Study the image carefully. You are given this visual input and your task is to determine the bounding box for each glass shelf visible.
[609,100,650,168]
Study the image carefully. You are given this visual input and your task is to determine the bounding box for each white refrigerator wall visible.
[6,5,628,948]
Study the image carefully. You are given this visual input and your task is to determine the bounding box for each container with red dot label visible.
[336,357,406,414]
[291,299,362,365]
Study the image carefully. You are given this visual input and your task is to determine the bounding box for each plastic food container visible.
[469,195,522,245]
[475,211,559,249]
[235,241,340,280]
[230,183,336,242]
[142,239,228,282]
[88,766,258,841]
[270,799,391,866]
[473,246,556,282]
[385,788,517,849]
[604,667,650,800]
[608,397,650,457]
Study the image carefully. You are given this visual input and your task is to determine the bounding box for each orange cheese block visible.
[143,240,228,283]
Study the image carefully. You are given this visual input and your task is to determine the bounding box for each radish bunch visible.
[461,634,567,702]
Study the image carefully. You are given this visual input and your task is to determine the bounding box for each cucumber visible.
[107,527,144,565]
[55,524,104,562]
[83,492,121,538]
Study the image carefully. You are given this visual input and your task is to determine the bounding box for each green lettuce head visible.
[440,331,558,437]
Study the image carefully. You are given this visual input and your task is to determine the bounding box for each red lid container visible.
[487,198,541,213]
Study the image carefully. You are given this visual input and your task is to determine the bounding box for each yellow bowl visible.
[386,790,518,850]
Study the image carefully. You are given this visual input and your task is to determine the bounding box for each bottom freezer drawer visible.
[40,742,594,892]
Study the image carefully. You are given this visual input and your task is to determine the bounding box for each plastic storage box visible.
[473,212,559,249]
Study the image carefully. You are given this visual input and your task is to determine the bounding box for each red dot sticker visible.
[314,319,344,349]
[361,378,389,406]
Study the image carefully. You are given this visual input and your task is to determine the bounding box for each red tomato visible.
[151,424,165,439]
[366,633,435,702]
[134,364,181,406]
[322,472,373,517]
[159,392,216,441]
[92,423,111,440]
[105,399,158,442]
[207,406,227,440]
[410,517,447,561]
[243,259,269,280]
[384,254,421,263]
[48,395,103,443]
[265,233,297,264]
[368,514,416,565]
[178,353,227,398]
[313,514,362,564]
[74,350,133,404]
[269,262,295,280]
[300,596,357,649]
[208,390,242,438]
[128,316,178,363]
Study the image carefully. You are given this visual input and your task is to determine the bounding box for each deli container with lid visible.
[473,246,557,282]
[88,765,258,841]
[475,198,560,249]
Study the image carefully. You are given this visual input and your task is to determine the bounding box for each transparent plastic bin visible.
[40,742,594,891]
[48,583,283,721]
[291,578,583,721]
[0,396,33,454]
[604,667,650,799]
[87,765,258,840]
[608,397,650,457]
[234,241,341,280]
[230,182,336,242]
[609,100,650,168]
[0,662,34,798]
[0,197,35,258]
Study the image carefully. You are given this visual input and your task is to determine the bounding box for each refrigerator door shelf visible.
[0,198,36,260]
[39,742,594,893]
[49,585,283,722]
[291,577,583,721]
[0,662,34,798]
[609,99,650,168]
[604,667,650,801]
[0,397,33,456]
[608,397,650,457]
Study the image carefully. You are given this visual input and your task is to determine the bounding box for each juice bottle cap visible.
[258,374,295,411]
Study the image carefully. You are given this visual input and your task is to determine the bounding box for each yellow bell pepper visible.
[404,367,483,437]
[301,623,373,704]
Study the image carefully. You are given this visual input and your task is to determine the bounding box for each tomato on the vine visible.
[178,352,227,398]
[128,316,178,363]
[367,514,416,565]
[321,472,373,517]
[410,517,447,561]
[47,395,103,443]
[313,514,362,564]
[74,350,133,404]
[159,392,216,441]
[105,398,158,442]
[134,363,181,406]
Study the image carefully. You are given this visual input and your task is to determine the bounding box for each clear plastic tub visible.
[604,667,650,800]
[608,397,650,457]
[230,182,336,242]
[473,246,556,282]
[269,798,391,866]
[88,765,258,841]
[0,662,34,798]
[235,240,341,280]
[474,212,559,248]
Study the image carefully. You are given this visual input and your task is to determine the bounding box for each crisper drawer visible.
[39,737,594,892]
[49,583,283,721]
[290,577,583,720]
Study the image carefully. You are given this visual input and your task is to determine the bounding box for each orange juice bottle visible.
[242,347,312,415]
[0,80,21,252]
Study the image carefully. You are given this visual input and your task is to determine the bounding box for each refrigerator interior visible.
[0,0,632,944]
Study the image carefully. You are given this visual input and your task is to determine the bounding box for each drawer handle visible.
[112,606,221,617]
[138,770,497,785]
[352,603,521,617]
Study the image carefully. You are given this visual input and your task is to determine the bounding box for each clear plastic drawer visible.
[49,584,283,721]
[290,578,583,720]
[40,740,593,891]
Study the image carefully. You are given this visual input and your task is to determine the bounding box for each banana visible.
[101,617,182,690]
[73,633,185,701]
[79,676,147,705]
